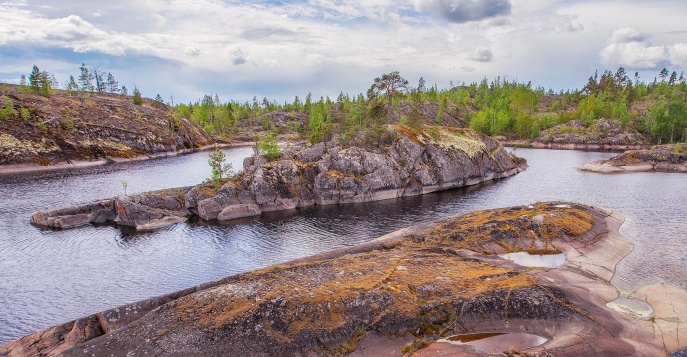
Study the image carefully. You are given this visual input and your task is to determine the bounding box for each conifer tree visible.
[132,86,142,105]
[28,65,41,93]
[78,63,94,91]
[106,72,119,93]
[368,71,409,122]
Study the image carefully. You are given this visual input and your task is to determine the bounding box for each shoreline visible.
[500,139,647,152]
[0,142,238,177]
[5,203,687,356]
[0,139,307,177]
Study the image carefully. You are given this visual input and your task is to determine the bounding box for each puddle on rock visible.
[439,332,548,354]
[607,294,654,319]
[499,251,566,268]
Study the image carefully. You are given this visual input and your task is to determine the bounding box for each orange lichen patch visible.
[322,169,355,179]
[611,151,645,165]
[421,204,594,253]
[540,209,594,241]
[391,124,428,146]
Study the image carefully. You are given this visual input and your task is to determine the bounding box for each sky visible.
[1,0,686,104]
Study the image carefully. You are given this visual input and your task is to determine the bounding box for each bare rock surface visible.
[8,203,687,356]
[30,125,527,230]
[0,87,214,174]
[580,144,687,173]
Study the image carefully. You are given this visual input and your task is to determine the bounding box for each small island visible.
[5,202,687,356]
[580,144,687,173]
[30,125,526,230]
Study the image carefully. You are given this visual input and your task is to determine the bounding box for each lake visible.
[1,147,685,344]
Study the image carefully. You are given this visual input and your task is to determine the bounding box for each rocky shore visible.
[31,125,526,230]
[5,202,687,356]
[0,88,214,174]
[498,119,650,151]
[580,144,687,173]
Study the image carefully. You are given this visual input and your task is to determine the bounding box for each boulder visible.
[217,204,261,221]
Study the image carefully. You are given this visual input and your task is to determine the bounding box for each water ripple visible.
[1,147,686,345]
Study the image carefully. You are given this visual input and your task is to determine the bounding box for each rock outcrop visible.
[580,144,687,173]
[531,119,649,150]
[0,87,214,173]
[8,203,687,356]
[31,188,191,230]
[31,125,527,230]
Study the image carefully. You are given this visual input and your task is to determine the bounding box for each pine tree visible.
[19,75,27,86]
[28,65,41,93]
[132,86,142,105]
[66,75,78,93]
[38,71,51,97]
[106,72,119,93]
[78,63,94,91]
[154,94,164,103]
[121,85,128,96]
[368,71,409,122]
[669,71,678,86]
[93,67,106,92]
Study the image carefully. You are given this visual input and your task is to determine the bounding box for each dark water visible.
[0,147,686,344]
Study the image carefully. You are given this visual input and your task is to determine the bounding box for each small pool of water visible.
[499,251,566,268]
[439,332,548,354]
[607,294,654,319]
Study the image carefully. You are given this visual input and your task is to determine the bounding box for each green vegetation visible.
[257,133,280,161]
[6,65,687,146]
[132,86,143,105]
[0,97,16,120]
[207,148,233,188]
[177,68,687,146]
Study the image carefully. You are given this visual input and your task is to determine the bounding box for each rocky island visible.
[500,119,650,151]
[5,202,687,356]
[30,125,526,230]
[0,86,214,174]
[580,144,687,173]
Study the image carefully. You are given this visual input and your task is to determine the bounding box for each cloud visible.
[600,28,668,69]
[670,43,687,67]
[224,47,247,66]
[184,46,200,57]
[469,46,494,62]
[414,0,511,23]
[240,27,297,41]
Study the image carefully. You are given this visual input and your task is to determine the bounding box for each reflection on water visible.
[499,252,566,268]
[440,332,548,354]
[1,147,686,344]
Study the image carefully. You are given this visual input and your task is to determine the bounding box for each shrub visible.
[207,148,233,188]
[0,97,16,121]
[132,86,143,105]
[258,133,280,161]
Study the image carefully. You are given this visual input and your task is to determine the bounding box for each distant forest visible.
[6,64,687,145]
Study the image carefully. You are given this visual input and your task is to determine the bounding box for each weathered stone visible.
[217,204,261,221]
[580,145,687,173]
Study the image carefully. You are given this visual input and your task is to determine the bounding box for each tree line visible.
[8,64,687,145]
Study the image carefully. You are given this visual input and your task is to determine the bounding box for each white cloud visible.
[600,27,677,69]
[184,46,201,57]
[1,0,687,103]
[669,43,687,67]
[469,46,494,62]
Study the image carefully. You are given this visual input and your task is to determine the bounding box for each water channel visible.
[1,147,685,344]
